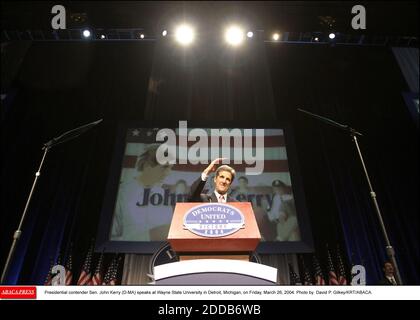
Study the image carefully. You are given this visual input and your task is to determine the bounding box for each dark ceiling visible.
[1,1,418,36]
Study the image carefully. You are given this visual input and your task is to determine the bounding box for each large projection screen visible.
[97,122,313,254]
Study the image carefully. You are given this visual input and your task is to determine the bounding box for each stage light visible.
[329,33,336,39]
[140,33,145,39]
[162,30,167,37]
[82,29,91,38]
[175,24,195,46]
[100,34,106,39]
[272,33,280,41]
[247,31,253,38]
[225,26,244,46]
[314,37,319,41]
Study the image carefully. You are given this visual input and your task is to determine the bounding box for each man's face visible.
[384,262,394,276]
[239,179,248,189]
[214,170,232,195]
[175,182,187,194]
[273,186,282,195]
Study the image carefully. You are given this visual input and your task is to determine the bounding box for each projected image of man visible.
[111,145,173,241]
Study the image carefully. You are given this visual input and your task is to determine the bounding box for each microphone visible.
[43,118,103,149]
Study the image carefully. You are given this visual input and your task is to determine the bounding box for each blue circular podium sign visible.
[183,203,245,238]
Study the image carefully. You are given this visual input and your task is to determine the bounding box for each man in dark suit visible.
[377,261,398,285]
[189,158,237,203]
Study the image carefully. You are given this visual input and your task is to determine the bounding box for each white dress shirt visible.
[214,191,227,203]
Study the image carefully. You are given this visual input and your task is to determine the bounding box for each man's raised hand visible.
[203,158,228,176]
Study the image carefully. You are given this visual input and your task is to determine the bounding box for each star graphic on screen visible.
[132,129,140,136]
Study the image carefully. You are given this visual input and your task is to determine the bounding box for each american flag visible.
[103,254,122,285]
[312,255,326,285]
[102,257,113,285]
[288,263,302,285]
[65,249,73,286]
[77,240,95,285]
[109,255,123,285]
[336,247,348,285]
[91,252,104,285]
[327,247,339,285]
[299,255,313,285]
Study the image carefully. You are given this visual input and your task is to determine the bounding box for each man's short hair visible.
[175,179,187,187]
[272,179,287,188]
[238,176,248,184]
[216,165,236,181]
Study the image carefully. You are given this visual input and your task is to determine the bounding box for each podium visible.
[153,202,278,285]
[168,202,261,260]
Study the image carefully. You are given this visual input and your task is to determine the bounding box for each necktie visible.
[219,195,225,203]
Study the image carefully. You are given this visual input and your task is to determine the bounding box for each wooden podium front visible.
[167,202,261,260]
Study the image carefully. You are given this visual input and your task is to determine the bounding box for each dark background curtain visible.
[1,40,418,284]
[1,41,155,283]
[143,34,276,121]
[266,44,419,284]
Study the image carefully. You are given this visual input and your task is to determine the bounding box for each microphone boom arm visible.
[297,108,402,284]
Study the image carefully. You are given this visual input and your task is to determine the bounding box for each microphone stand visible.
[1,119,103,284]
[298,108,403,285]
